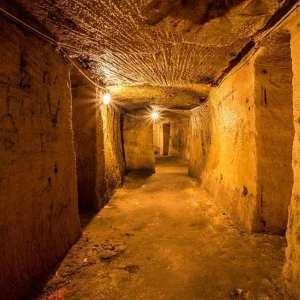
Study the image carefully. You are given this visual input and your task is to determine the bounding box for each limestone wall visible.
[283,6,300,291]
[188,103,212,179]
[188,6,300,291]
[72,82,125,211]
[153,121,170,156]
[72,84,105,211]
[101,104,126,199]
[153,122,162,155]
[189,55,294,234]
[0,14,81,298]
[153,112,190,158]
[255,54,294,234]
[169,118,190,160]
[124,113,155,173]
[189,62,259,232]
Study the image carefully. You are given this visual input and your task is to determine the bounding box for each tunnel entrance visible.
[255,30,294,234]
[162,124,171,155]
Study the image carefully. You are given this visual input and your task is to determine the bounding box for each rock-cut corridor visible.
[32,157,291,300]
[2,1,300,299]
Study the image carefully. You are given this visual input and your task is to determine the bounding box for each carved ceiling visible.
[12,0,298,107]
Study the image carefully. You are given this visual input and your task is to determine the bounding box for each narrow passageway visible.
[3,1,300,298]
[34,157,290,300]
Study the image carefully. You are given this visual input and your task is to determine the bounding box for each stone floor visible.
[30,157,296,300]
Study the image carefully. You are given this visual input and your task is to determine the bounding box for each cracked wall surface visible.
[0,14,81,299]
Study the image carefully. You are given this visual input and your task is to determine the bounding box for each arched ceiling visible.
[11,0,298,108]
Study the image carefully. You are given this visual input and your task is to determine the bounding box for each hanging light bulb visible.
[103,92,111,105]
[151,111,159,120]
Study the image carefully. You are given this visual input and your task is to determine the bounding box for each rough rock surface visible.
[72,82,105,211]
[255,33,294,234]
[283,6,300,292]
[187,5,300,291]
[72,68,126,211]
[189,61,258,232]
[110,85,209,110]
[0,13,81,299]
[101,103,126,199]
[2,0,300,296]
[188,102,212,180]
[123,111,155,173]
[169,118,190,160]
[12,0,298,104]
[153,111,190,159]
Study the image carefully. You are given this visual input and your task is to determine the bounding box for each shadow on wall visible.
[79,210,98,229]
[72,72,126,215]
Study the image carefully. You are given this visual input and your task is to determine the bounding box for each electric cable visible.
[0,7,108,92]
[1,1,299,109]
[192,1,300,112]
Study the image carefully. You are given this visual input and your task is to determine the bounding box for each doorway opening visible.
[163,124,171,155]
[152,110,191,170]
[153,121,171,157]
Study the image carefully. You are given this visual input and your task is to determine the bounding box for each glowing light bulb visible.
[151,111,159,120]
[103,92,111,105]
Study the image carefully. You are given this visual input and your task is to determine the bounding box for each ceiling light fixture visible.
[151,111,159,120]
[103,92,111,105]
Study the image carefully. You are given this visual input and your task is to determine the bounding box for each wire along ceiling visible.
[13,0,295,88]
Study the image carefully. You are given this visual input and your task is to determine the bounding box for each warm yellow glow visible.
[147,106,162,123]
[103,92,111,105]
[151,111,159,120]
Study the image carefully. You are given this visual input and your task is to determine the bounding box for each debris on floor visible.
[230,288,249,300]
[100,240,127,261]
[191,199,199,206]
[46,288,71,300]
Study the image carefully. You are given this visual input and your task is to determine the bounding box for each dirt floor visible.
[30,157,296,300]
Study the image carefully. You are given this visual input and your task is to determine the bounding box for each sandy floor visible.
[32,157,296,300]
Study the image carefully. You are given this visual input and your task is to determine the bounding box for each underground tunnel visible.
[1,0,300,299]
